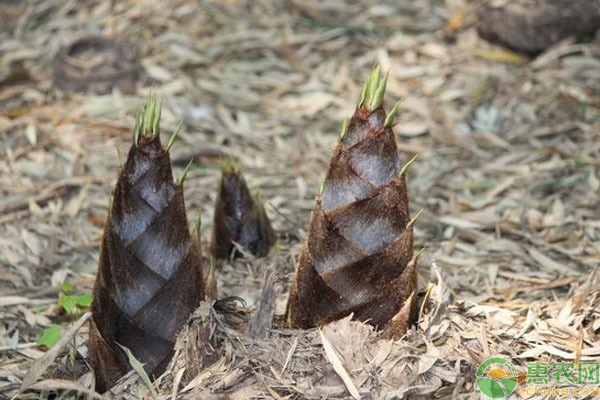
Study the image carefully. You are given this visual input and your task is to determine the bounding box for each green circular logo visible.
[476,357,518,398]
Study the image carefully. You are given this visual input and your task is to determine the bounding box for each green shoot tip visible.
[221,157,240,175]
[412,247,426,263]
[318,175,326,195]
[358,79,368,109]
[399,154,419,177]
[165,121,184,153]
[369,69,388,110]
[177,159,193,185]
[407,209,424,228]
[357,66,388,111]
[194,214,202,234]
[339,118,349,139]
[384,100,401,128]
[133,109,141,147]
[135,90,162,145]
[253,190,264,204]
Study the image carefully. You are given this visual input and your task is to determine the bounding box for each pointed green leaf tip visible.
[165,121,184,153]
[399,154,419,177]
[357,66,388,111]
[407,209,424,228]
[134,90,162,146]
[194,214,202,235]
[221,157,240,175]
[318,174,326,195]
[339,118,349,139]
[177,158,194,185]
[384,101,401,128]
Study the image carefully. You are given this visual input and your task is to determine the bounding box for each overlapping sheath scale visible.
[287,68,417,334]
[90,105,204,392]
[211,164,275,259]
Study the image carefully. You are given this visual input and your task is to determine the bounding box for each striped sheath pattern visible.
[90,116,204,392]
[286,68,417,335]
[211,164,275,260]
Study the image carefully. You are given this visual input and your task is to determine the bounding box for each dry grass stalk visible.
[89,94,204,392]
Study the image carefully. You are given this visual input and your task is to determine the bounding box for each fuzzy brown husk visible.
[90,134,204,392]
[211,166,275,259]
[286,101,416,337]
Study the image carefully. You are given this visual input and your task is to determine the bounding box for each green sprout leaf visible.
[38,325,62,349]
[61,281,74,295]
[59,293,94,315]
[74,293,94,308]
[358,66,388,111]
[59,294,78,314]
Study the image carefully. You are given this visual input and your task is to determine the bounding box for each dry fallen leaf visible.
[319,329,360,400]
[21,311,91,390]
